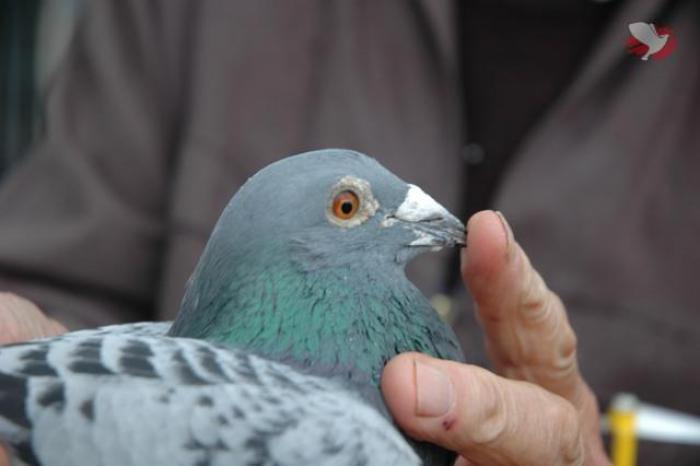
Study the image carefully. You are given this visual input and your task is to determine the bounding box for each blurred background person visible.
[0,1,698,464]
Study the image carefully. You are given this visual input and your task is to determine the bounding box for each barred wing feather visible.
[0,330,419,466]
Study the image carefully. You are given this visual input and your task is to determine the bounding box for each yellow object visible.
[430,293,454,323]
[609,394,638,466]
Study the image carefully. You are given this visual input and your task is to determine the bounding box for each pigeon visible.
[0,149,466,466]
[628,22,670,61]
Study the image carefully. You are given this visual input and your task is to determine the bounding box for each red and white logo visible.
[626,22,676,61]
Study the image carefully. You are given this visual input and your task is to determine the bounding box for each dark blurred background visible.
[0,0,80,175]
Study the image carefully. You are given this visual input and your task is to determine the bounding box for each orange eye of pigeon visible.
[332,191,360,220]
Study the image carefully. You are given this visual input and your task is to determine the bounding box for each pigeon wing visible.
[66,321,172,338]
[0,333,419,466]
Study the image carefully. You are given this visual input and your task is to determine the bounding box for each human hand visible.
[0,293,66,466]
[381,211,610,466]
[0,292,67,345]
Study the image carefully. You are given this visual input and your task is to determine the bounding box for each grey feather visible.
[0,330,419,466]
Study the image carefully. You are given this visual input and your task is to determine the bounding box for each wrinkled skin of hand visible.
[0,292,67,465]
[382,211,611,466]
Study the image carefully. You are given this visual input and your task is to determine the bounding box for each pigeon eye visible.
[332,191,360,220]
[326,176,378,228]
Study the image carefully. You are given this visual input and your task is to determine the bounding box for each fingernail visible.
[494,211,514,261]
[414,360,454,417]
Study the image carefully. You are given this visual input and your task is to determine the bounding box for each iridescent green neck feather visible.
[169,245,462,387]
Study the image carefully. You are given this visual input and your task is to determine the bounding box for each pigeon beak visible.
[387,184,466,249]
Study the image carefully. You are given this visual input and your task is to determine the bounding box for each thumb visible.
[381,353,584,466]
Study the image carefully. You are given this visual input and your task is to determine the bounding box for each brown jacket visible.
[0,1,698,463]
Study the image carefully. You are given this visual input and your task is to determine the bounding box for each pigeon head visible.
[169,149,465,386]
[207,149,464,266]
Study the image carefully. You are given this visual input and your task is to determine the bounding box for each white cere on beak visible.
[382,184,464,249]
[395,184,451,223]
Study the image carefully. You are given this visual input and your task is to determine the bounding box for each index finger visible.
[460,211,609,463]
[461,211,583,402]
